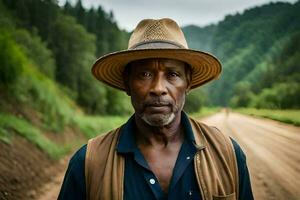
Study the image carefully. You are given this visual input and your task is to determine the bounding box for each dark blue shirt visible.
[58,114,253,200]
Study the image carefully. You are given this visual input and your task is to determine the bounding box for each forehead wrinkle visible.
[154,59,160,71]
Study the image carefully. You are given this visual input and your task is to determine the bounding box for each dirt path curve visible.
[36,112,300,200]
[201,112,300,200]
[31,157,69,200]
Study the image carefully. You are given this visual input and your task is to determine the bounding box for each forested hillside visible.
[183,1,300,109]
[0,0,132,116]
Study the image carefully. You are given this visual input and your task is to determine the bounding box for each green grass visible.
[0,126,11,144]
[0,29,126,159]
[12,64,77,132]
[236,108,300,126]
[0,113,70,159]
[0,39,124,158]
[0,58,79,159]
[0,110,128,159]
[73,114,128,138]
[189,107,221,119]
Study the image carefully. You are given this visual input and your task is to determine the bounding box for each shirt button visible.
[189,190,193,196]
[186,156,191,160]
[149,178,156,184]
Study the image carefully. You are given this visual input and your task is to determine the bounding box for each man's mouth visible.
[144,102,172,113]
[146,102,170,107]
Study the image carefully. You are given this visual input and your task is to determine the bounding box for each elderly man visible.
[59,18,253,200]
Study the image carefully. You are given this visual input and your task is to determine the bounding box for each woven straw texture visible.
[92,18,221,91]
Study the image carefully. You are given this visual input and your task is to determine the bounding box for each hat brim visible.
[92,48,222,91]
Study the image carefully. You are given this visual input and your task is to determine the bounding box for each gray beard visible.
[138,96,185,127]
[141,112,176,127]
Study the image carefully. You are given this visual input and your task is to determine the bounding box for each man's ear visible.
[124,84,131,96]
[185,85,191,95]
[123,76,131,96]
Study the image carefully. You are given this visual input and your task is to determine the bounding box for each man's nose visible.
[150,74,167,96]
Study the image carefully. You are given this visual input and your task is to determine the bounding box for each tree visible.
[184,89,207,113]
[49,15,96,91]
[0,31,24,86]
[13,29,56,78]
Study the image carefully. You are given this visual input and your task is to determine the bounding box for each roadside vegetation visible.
[235,108,300,126]
[183,1,300,109]
[189,107,221,119]
[0,0,130,160]
[73,114,128,138]
[1,0,299,160]
[0,113,69,159]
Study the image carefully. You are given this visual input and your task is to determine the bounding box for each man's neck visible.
[134,113,184,148]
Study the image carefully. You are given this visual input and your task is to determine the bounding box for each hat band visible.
[129,40,186,50]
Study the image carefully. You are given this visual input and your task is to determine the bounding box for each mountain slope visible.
[183,1,300,108]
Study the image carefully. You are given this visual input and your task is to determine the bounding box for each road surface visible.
[35,112,300,200]
[201,112,300,200]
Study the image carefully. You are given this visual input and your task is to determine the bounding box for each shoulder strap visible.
[85,128,124,200]
[189,118,239,200]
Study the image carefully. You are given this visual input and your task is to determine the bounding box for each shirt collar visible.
[116,112,195,154]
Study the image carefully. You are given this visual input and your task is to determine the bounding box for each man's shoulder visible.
[187,116,246,162]
[188,116,230,143]
[230,138,246,163]
[189,116,246,162]
[68,125,124,165]
[68,144,87,171]
[88,126,123,146]
[188,116,219,132]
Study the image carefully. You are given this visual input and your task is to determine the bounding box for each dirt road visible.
[201,112,300,200]
[36,112,300,200]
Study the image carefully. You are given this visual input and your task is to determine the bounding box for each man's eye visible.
[168,72,179,78]
[140,72,152,78]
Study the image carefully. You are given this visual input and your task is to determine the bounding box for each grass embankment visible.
[0,112,128,159]
[0,34,128,159]
[0,113,69,159]
[236,108,300,126]
[73,114,128,139]
[189,107,221,119]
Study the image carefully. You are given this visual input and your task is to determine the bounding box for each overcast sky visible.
[58,0,297,31]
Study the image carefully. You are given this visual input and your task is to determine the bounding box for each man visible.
[59,18,253,200]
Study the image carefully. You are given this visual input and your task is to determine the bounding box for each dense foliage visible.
[183,1,300,109]
[0,0,131,154]
[0,0,132,115]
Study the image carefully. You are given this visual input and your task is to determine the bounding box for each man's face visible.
[126,58,190,127]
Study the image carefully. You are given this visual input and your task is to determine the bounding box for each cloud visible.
[59,0,297,31]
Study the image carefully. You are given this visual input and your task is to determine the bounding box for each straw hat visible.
[92,18,222,90]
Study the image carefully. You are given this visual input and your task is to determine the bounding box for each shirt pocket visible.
[212,192,236,200]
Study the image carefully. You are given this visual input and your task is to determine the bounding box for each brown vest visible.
[85,117,239,200]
